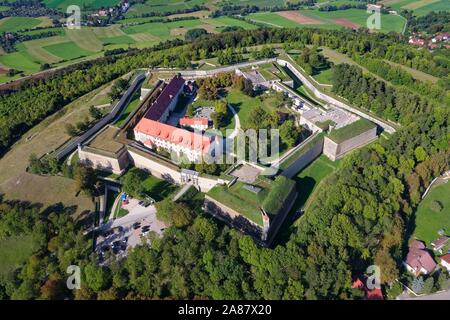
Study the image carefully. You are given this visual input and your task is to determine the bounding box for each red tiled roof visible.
[135,118,212,153]
[410,240,426,250]
[352,278,365,290]
[441,254,450,264]
[179,117,208,126]
[144,75,185,121]
[406,242,437,274]
[431,236,449,248]
[366,288,384,300]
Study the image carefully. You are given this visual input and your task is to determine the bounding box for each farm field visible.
[0,16,43,33]
[0,16,257,83]
[381,0,450,16]
[43,0,120,11]
[412,181,450,246]
[125,0,208,17]
[248,9,406,33]
[43,41,94,60]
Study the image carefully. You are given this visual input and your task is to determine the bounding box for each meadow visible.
[413,182,450,246]
[0,16,257,82]
[0,16,43,33]
[381,0,450,16]
[43,0,120,11]
[247,8,406,33]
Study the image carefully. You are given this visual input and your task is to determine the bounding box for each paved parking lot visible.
[95,198,167,264]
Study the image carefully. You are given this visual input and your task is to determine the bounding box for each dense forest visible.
[0,26,449,300]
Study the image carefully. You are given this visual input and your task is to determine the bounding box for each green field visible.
[303,9,406,33]
[0,51,41,72]
[248,9,406,33]
[0,235,36,279]
[413,182,450,246]
[0,16,42,33]
[125,0,207,16]
[43,0,120,10]
[101,35,136,45]
[382,0,450,16]
[43,41,94,60]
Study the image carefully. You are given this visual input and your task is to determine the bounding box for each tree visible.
[121,168,147,198]
[279,120,301,148]
[422,276,435,294]
[155,199,194,227]
[89,106,103,120]
[65,123,78,137]
[84,263,112,293]
[74,164,97,196]
[242,78,254,97]
[185,28,208,41]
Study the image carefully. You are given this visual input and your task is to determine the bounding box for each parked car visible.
[133,222,141,230]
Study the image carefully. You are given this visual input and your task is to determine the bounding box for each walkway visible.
[172,184,192,202]
[277,57,397,134]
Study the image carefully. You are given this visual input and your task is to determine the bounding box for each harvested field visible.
[277,11,323,25]
[332,18,360,29]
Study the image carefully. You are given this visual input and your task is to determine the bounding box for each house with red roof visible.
[404,240,437,276]
[179,117,209,131]
[431,235,449,253]
[351,277,384,300]
[440,254,450,272]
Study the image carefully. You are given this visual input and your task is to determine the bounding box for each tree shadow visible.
[271,176,317,246]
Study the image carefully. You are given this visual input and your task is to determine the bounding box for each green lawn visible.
[114,91,141,127]
[104,190,119,221]
[327,118,376,143]
[141,175,178,202]
[226,89,262,130]
[0,235,36,279]
[413,182,450,246]
[43,41,94,60]
[0,16,42,33]
[312,68,333,85]
[292,155,338,214]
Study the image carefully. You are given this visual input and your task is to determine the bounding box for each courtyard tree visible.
[121,168,147,198]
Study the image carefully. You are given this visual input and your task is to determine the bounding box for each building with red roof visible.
[351,277,384,300]
[144,74,185,122]
[440,254,450,272]
[179,117,209,131]
[134,75,214,161]
[404,240,437,276]
[134,117,213,162]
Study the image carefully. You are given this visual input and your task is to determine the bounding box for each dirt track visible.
[332,18,360,30]
[277,11,323,25]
